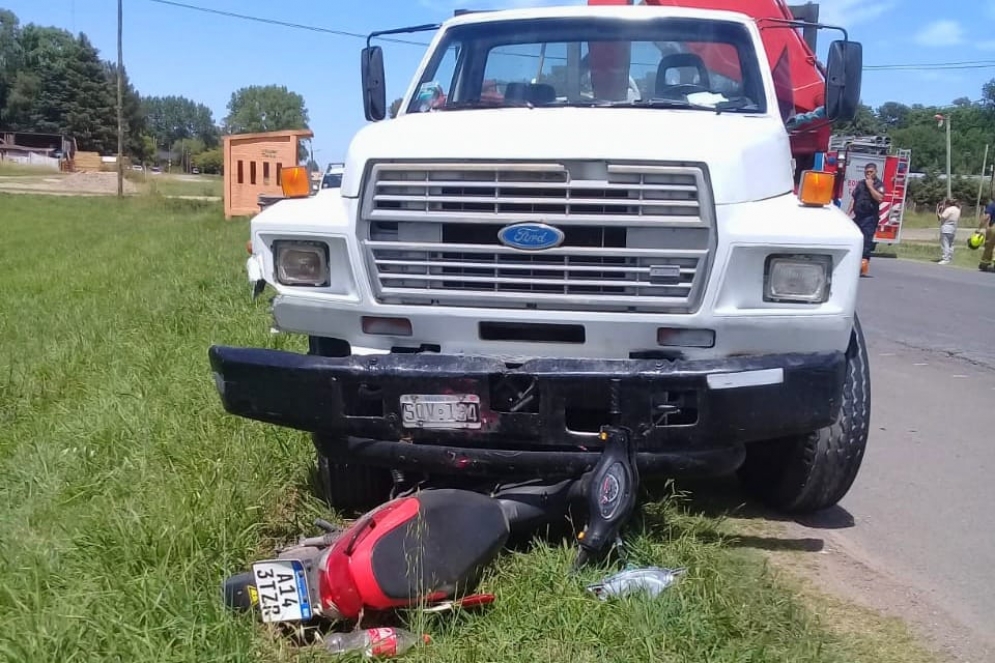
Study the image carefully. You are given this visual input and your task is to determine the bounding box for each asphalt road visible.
[838,257,995,655]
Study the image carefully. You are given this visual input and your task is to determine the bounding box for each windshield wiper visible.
[711,97,760,112]
[438,99,536,111]
[605,96,760,114]
[604,98,699,109]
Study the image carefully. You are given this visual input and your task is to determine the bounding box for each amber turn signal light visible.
[797,170,834,207]
[281,166,311,199]
[362,316,413,337]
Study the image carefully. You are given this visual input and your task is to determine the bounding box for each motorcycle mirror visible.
[221,571,258,612]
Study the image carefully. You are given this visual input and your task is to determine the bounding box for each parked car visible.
[321,164,344,189]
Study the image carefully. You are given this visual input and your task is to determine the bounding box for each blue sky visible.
[6,0,995,162]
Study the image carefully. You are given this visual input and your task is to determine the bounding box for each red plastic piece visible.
[319,497,421,619]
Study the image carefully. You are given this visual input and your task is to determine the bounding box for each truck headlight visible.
[274,240,330,287]
[763,254,832,303]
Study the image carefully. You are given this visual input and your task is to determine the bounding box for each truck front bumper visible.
[208,347,845,479]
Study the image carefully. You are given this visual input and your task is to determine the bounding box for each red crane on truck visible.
[587,0,830,175]
[587,0,911,244]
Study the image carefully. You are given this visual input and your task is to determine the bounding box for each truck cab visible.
[210,4,869,515]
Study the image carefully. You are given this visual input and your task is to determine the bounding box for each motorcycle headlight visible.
[274,241,330,287]
[763,254,832,304]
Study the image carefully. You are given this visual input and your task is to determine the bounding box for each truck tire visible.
[307,336,393,513]
[737,315,870,514]
[314,439,393,513]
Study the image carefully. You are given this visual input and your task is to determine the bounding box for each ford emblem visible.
[497,223,565,251]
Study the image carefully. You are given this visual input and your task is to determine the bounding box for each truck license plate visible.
[400,394,481,429]
[251,559,313,623]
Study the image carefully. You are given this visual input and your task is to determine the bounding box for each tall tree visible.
[193,146,223,174]
[835,102,883,135]
[4,26,118,153]
[172,136,205,172]
[4,25,75,133]
[0,9,22,125]
[0,11,222,161]
[876,101,910,129]
[65,33,117,153]
[981,78,995,119]
[141,95,218,149]
[105,62,145,158]
[223,84,309,134]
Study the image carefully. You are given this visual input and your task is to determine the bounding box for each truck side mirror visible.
[362,46,387,122]
[824,39,862,123]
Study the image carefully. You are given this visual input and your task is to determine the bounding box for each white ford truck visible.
[209,5,870,515]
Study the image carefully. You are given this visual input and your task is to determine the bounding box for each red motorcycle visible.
[222,426,640,626]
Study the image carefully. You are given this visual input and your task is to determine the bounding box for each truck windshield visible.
[407,16,767,114]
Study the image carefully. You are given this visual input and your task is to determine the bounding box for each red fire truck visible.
[822,135,912,245]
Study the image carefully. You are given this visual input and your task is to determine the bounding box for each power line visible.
[869,65,995,71]
[145,0,995,72]
[867,59,995,71]
[145,0,431,47]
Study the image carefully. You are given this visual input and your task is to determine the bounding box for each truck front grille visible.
[359,161,715,313]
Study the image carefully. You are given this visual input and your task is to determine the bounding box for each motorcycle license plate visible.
[400,394,481,429]
[250,559,313,623]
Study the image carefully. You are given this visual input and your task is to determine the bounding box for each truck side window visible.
[411,44,460,112]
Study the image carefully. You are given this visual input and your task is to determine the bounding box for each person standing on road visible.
[976,197,995,272]
[937,198,962,265]
[848,162,885,276]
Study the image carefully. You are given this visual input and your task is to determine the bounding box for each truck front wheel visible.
[737,315,871,514]
[308,336,393,512]
[314,439,393,513]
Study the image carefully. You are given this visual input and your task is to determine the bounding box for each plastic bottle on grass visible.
[323,627,430,658]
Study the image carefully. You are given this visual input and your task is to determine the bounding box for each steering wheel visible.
[658,83,710,100]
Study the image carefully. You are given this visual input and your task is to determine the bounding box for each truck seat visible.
[656,53,711,97]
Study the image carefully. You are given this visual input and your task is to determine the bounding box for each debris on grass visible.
[586,566,686,601]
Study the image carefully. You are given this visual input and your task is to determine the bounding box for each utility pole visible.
[977,144,989,220]
[116,0,124,198]
[788,3,820,52]
[935,112,951,199]
[946,118,952,200]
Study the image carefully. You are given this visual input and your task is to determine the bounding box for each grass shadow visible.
[627,475,856,557]
[653,475,856,530]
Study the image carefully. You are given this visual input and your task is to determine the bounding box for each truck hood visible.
[341,107,796,206]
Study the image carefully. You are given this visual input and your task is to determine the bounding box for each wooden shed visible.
[222,129,314,219]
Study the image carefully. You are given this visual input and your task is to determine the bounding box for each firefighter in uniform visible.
[848,162,885,276]
[977,197,995,272]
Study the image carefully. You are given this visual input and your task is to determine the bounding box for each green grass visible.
[0,194,936,663]
[901,211,938,230]
[0,161,66,177]
[122,170,224,198]
[878,241,983,270]
[147,173,223,198]
[866,211,990,270]
[901,210,988,230]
